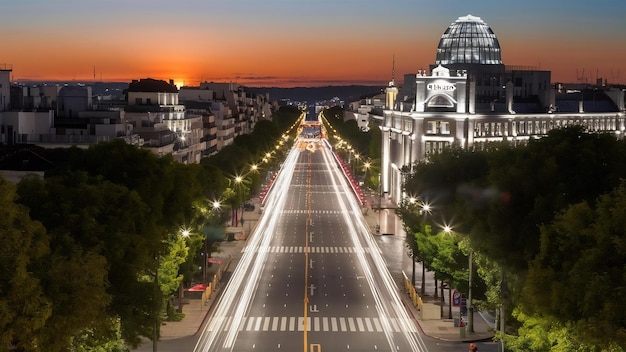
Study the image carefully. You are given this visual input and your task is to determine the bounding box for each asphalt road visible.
[192,141,429,351]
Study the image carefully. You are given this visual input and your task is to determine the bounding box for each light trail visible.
[319,143,429,352]
[193,147,300,352]
[193,138,429,351]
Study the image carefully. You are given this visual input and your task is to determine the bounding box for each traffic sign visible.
[452,290,462,307]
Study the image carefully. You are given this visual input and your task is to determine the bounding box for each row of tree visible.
[321,106,382,190]
[0,106,301,351]
[321,106,626,350]
[399,126,626,350]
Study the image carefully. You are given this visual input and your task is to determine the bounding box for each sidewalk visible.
[363,193,495,342]
[153,203,259,341]
[149,194,495,344]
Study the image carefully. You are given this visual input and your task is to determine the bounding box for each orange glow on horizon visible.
[4,19,625,87]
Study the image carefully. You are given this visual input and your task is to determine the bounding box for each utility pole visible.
[153,255,159,352]
[468,250,474,333]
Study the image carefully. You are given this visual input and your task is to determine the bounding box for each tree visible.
[17,172,151,347]
[157,233,189,321]
[0,178,52,350]
[69,317,127,352]
[523,180,626,348]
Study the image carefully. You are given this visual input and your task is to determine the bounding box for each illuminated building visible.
[375,14,626,204]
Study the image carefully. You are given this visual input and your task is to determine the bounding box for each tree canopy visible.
[0,102,303,350]
[399,126,626,349]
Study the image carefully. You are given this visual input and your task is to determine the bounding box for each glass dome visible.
[435,14,502,65]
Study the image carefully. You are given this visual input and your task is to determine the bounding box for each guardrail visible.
[403,271,423,314]
[200,254,233,308]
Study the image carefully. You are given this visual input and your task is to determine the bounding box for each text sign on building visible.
[427,81,456,92]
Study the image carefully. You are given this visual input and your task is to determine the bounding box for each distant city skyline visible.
[1,0,625,87]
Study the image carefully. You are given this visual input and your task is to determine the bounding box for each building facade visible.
[0,64,11,112]
[125,78,205,163]
[376,15,626,204]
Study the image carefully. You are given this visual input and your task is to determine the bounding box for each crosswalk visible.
[243,246,380,254]
[208,316,418,333]
[280,209,352,215]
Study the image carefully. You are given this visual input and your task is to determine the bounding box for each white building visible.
[376,15,626,204]
[126,78,205,163]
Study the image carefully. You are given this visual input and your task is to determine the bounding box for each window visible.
[426,121,437,134]
[426,120,451,134]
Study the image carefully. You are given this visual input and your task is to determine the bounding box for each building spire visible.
[389,55,396,87]
[386,54,399,110]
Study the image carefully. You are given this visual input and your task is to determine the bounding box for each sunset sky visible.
[1,0,625,87]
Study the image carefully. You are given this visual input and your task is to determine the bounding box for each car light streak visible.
[319,144,429,352]
[193,140,429,351]
[194,148,300,352]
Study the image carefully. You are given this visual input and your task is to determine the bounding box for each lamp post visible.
[468,250,474,333]
[363,161,370,185]
[153,254,159,352]
[443,225,473,333]
[177,228,190,313]
[205,200,221,283]
[377,173,382,232]
[232,176,243,226]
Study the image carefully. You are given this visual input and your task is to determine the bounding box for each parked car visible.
[243,203,255,211]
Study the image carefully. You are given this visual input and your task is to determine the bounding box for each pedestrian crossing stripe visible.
[280,209,354,214]
[207,316,418,333]
[243,246,381,254]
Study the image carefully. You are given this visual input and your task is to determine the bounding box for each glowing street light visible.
[442,224,473,333]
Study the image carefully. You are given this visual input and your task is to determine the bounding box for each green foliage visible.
[400,126,626,348]
[504,307,625,352]
[16,171,154,348]
[0,102,319,349]
[69,317,128,352]
[322,106,380,191]
[271,105,301,132]
[158,234,189,297]
[13,141,212,347]
[524,180,626,348]
[0,177,52,351]
[203,144,252,177]
[503,307,581,352]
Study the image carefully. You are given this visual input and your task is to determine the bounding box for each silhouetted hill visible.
[246,85,385,104]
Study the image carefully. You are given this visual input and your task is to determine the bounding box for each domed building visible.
[435,14,503,66]
[374,14,626,205]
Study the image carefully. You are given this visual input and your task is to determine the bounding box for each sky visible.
[1,0,625,87]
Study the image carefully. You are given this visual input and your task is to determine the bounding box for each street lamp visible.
[353,153,360,174]
[153,255,159,352]
[177,227,191,313]
[443,225,473,333]
[229,176,244,226]
[203,200,222,282]
[153,227,191,352]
